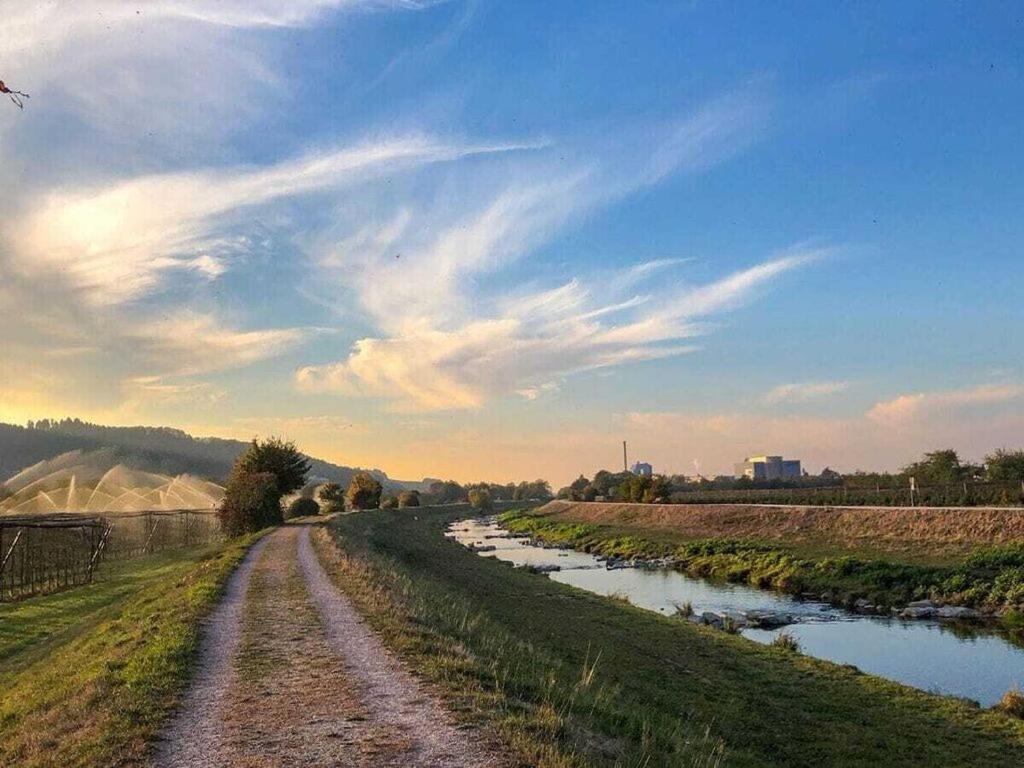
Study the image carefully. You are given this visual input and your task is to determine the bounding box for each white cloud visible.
[11,136,528,305]
[122,311,307,377]
[1,1,436,56]
[763,380,851,404]
[867,383,1024,426]
[297,250,815,411]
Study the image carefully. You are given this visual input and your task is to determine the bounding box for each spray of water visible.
[0,449,224,513]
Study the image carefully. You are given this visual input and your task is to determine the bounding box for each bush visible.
[317,482,345,513]
[996,687,1024,719]
[346,472,383,510]
[380,495,398,509]
[398,490,420,508]
[218,470,280,536]
[287,497,320,519]
[468,488,493,513]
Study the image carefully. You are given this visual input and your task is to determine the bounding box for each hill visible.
[0,419,403,491]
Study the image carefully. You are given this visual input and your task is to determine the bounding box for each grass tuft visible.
[996,688,1024,719]
[771,632,801,653]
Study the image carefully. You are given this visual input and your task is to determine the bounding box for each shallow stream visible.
[447,517,1024,706]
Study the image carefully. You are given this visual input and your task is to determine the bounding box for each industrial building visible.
[734,455,802,480]
[631,461,653,477]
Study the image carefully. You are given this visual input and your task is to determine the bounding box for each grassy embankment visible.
[0,534,262,768]
[318,505,1024,768]
[502,502,1024,616]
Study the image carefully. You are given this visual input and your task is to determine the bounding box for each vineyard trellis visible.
[0,509,221,601]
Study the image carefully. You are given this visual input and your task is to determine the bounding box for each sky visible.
[1,1,1022,486]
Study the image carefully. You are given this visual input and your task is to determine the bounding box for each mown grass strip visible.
[321,506,1024,768]
[0,533,263,768]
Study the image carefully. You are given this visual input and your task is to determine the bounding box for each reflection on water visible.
[447,517,1024,707]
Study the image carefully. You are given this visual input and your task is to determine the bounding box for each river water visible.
[447,517,1024,706]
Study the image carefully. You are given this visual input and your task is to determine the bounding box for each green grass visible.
[0,534,262,768]
[501,510,1024,613]
[323,506,1024,768]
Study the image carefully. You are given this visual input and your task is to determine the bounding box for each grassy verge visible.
[502,508,1024,614]
[0,534,262,768]
[320,506,1024,768]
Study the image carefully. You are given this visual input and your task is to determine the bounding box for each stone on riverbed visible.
[605,557,635,570]
[936,606,982,620]
[745,611,795,628]
[900,606,937,619]
[468,543,497,553]
[524,563,561,574]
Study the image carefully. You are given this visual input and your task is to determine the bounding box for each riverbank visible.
[322,505,1024,767]
[505,503,1024,620]
[0,533,263,767]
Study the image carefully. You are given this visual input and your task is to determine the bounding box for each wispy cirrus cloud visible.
[295,92,823,412]
[298,248,821,411]
[11,136,531,305]
[763,380,851,404]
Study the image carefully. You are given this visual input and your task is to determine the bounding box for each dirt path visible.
[157,525,506,768]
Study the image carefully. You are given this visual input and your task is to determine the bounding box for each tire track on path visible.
[298,525,506,768]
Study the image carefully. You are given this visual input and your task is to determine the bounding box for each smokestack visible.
[623,440,628,473]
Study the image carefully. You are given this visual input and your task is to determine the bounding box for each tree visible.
[317,482,345,513]
[427,479,466,505]
[380,494,398,509]
[398,490,421,508]
[218,470,280,536]
[642,475,671,503]
[902,449,966,486]
[287,497,320,519]
[236,438,311,496]
[468,487,493,513]
[346,472,383,510]
[986,449,1024,485]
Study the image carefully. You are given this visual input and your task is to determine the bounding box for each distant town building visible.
[734,455,801,481]
[631,461,653,477]
[819,466,842,481]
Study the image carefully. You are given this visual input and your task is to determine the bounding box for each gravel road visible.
[156,524,506,768]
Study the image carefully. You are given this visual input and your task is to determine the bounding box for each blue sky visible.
[1,1,1021,484]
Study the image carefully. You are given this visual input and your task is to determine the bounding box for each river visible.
[447,517,1024,707]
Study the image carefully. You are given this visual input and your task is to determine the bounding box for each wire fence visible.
[666,482,1024,508]
[0,509,221,601]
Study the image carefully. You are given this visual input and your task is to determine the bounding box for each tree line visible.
[218,439,553,535]
[557,448,1024,507]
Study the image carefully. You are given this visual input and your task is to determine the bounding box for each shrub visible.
[771,632,801,653]
[317,482,345,513]
[346,472,383,510]
[287,497,320,519]
[218,470,280,536]
[468,488,493,513]
[398,490,421,508]
[380,495,398,509]
[996,687,1024,719]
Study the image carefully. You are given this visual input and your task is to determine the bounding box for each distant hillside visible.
[0,419,402,490]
